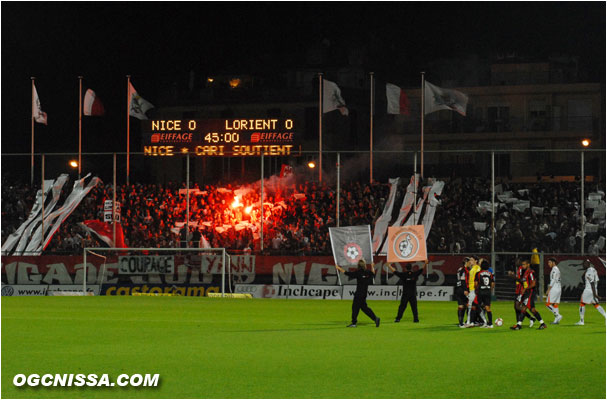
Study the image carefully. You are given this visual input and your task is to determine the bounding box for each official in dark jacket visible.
[387,260,428,323]
[336,260,380,328]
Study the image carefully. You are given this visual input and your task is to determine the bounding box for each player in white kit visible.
[575,259,606,325]
[544,257,563,324]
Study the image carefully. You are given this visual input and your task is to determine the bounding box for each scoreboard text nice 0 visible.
[142,118,299,156]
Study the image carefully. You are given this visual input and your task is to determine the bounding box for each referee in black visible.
[336,260,380,328]
[387,260,428,323]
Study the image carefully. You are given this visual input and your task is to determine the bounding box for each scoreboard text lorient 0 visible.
[142,118,299,156]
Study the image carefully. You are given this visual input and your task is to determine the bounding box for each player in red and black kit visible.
[511,259,547,330]
[475,260,495,328]
[507,259,536,327]
[455,257,470,327]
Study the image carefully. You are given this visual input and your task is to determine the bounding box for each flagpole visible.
[420,72,425,180]
[78,76,83,179]
[318,73,323,183]
[41,153,45,240]
[337,152,340,227]
[369,72,374,184]
[126,75,131,185]
[113,153,117,246]
[31,77,36,186]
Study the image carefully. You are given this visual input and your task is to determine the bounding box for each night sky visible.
[2,2,605,154]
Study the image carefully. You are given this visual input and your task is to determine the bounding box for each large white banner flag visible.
[404,185,432,226]
[1,179,55,254]
[393,174,419,227]
[372,177,400,252]
[14,174,70,254]
[23,174,101,255]
[129,82,155,120]
[323,79,349,116]
[420,180,445,239]
[425,81,468,116]
[329,225,373,267]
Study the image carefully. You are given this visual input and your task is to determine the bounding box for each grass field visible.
[1,297,605,399]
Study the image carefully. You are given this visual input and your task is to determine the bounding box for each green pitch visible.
[2,297,605,399]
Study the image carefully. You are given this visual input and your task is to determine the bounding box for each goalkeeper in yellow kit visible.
[465,255,482,326]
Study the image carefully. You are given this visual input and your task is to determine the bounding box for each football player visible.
[574,259,606,325]
[465,256,481,326]
[507,258,536,328]
[475,260,495,328]
[511,259,547,330]
[455,257,470,328]
[544,257,563,324]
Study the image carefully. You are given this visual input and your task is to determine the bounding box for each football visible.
[495,318,503,327]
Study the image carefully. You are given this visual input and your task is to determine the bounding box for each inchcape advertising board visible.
[47,285,100,296]
[341,285,453,301]
[1,284,48,296]
[235,284,453,300]
[118,255,174,274]
[235,284,342,299]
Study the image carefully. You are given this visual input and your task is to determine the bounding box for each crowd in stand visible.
[2,174,605,256]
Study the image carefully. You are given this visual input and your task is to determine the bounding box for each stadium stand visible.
[2,175,604,255]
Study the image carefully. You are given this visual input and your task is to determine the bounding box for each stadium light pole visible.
[581,151,585,255]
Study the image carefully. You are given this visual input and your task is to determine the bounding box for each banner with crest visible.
[387,225,427,263]
[329,225,373,267]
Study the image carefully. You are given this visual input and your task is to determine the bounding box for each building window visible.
[528,101,548,131]
[487,106,510,132]
[567,99,592,130]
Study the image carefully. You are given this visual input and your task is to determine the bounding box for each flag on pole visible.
[386,225,427,263]
[322,79,349,116]
[279,164,293,178]
[386,83,410,115]
[83,88,105,116]
[79,220,126,248]
[424,81,468,116]
[32,84,48,125]
[329,225,373,266]
[128,82,154,120]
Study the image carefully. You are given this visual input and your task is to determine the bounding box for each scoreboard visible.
[142,118,299,156]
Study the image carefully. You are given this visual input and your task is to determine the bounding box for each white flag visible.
[372,177,400,252]
[129,82,155,120]
[424,81,468,116]
[33,84,48,125]
[23,174,101,255]
[322,79,348,116]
